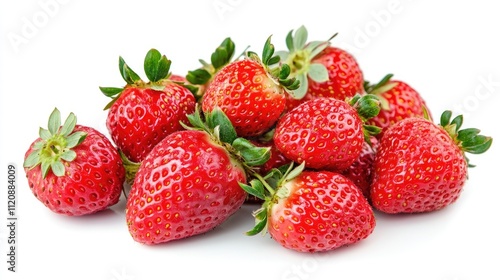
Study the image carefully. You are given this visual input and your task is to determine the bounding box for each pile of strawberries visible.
[23,26,492,253]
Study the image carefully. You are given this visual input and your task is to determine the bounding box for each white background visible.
[1,1,499,280]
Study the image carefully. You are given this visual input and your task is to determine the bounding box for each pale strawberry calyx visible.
[183,105,271,168]
[246,36,300,92]
[276,25,334,99]
[100,48,174,110]
[363,73,398,111]
[348,94,382,142]
[186,37,236,93]
[439,110,493,166]
[23,108,87,179]
[240,162,306,236]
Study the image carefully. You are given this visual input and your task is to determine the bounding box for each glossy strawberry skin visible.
[285,47,364,111]
[274,98,364,171]
[24,125,125,216]
[269,171,375,252]
[201,59,286,137]
[342,137,378,200]
[107,82,196,162]
[370,117,467,214]
[367,80,431,138]
[126,130,247,245]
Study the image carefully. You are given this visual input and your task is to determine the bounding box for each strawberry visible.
[100,49,196,163]
[370,111,492,214]
[364,74,432,138]
[126,107,271,244]
[273,95,381,171]
[342,137,378,200]
[201,36,299,137]
[277,26,364,110]
[23,108,125,216]
[240,163,376,252]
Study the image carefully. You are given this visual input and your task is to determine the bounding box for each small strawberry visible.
[273,95,381,171]
[23,108,125,216]
[126,107,271,245]
[201,36,299,137]
[277,26,364,110]
[370,111,493,214]
[100,49,196,162]
[342,137,378,200]
[364,74,432,138]
[240,163,376,253]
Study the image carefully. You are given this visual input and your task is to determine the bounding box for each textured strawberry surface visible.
[107,83,195,162]
[24,125,125,216]
[268,171,375,252]
[274,98,364,171]
[371,117,467,213]
[202,59,286,137]
[126,130,247,245]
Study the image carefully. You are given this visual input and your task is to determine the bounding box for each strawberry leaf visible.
[239,180,265,200]
[144,49,171,83]
[292,25,308,50]
[308,63,329,83]
[186,69,212,85]
[23,151,40,168]
[232,138,271,166]
[39,128,51,140]
[119,56,141,84]
[48,108,61,135]
[246,213,267,236]
[60,112,77,137]
[99,87,124,98]
[66,132,87,149]
[51,161,65,177]
[206,108,237,144]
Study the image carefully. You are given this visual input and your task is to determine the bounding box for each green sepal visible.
[245,213,268,236]
[99,87,124,98]
[144,48,171,83]
[212,37,235,69]
[349,94,381,122]
[23,108,87,179]
[205,108,238,144]
[261,35,278,67]
[119,56,141,84]
[232,138,271,167]
[308,63,329,83]
[186,69,212,85]
[364,73,394,94]
[239,180,266,200]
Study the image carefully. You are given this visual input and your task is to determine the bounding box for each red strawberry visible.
[277,26,364,111]
[23,108,125,216]
[273,95,381,171]
[100,49,196,163]
[364,74,432,138]
[342,137,378,200]
[126,107,270,244]
[370,111,492,214]
[241,164,376,252]
[201,36,299,137]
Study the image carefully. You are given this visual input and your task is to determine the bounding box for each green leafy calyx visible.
[23,108,87,179]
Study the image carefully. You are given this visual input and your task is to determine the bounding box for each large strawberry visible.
[126,107,271,245]
[277,26,364,110]
[201,36,299,137]
[23,108,125,216]
[370,111,492,214]
[273,95,381,171]
[100,49,196,162]
[364,73,431,138]
[240,163,376,253]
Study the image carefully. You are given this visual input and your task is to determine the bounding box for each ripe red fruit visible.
[370,111,492,213]
[201,36,299,137]
[342,137,378,200]
[23,108,125,216]
[364,74,432,137]
[278,26,364,111]
[101,49,196,162]
[241,164,376,253]
[273,95,380,171]
[126,107,270,245]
